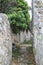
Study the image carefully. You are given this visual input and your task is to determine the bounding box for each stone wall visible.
[12,30,32,43]
[0,13,12,65]
[33,0,43,65]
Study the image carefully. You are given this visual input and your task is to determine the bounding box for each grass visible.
[12,46,21,60]
[12,40,33,60]
[12,41,35,65]
[20,40,32,44]
[27,47,33,53]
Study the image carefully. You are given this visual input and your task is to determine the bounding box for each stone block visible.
[0,13,12,65]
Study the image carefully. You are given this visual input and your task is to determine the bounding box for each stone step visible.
[14,42,32,47]
[20,44,32,47]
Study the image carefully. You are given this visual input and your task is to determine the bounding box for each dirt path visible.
[12,45,36,65]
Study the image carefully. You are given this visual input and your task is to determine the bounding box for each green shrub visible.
[0,0,31,34]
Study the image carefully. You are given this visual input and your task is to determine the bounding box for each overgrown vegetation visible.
[12,45,21,60]
[0,0,9,13]
[20,40,32,44]
[0,0,31,34]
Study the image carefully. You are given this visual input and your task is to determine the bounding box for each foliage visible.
[27,47,33,53]
[0,0,31,33]
[12,45,21,60]
[0,0,9,13]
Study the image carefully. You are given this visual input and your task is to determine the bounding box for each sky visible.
[25,0,32,19]
[25,0,32,7]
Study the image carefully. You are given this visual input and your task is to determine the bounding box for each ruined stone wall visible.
[0,13,12,65]
[33,0,43,65]
[12,30,32,43]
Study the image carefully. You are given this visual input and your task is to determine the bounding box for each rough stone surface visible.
[12,30,32,43]
[33,0,43,65]
[0,13,12,65]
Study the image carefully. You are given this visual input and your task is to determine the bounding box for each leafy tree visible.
[0,0,31,34]
[0,0,9,13]
[8,0,30,33]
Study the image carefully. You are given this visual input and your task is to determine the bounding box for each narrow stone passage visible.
[12,44,36,65]
[18,47,28,65]
[18,46,35,65]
